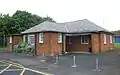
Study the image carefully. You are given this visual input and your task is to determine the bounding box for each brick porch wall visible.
[66,36,91,52]
[8,35,23,52]
[91,33,100,53]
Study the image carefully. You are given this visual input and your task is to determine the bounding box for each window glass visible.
[81,35,88,44]
[28,35,35,45]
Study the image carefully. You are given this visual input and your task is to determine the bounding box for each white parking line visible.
[25,68,54,75]
[0,64,12,74]
[0,59,24,68]
[0,69,23,72]
[20,68,25,75]
[0,65,8,66]
[0,60,54,75]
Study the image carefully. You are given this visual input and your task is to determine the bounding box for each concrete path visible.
[0,51,120,75]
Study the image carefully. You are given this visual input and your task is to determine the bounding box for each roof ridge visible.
[65,24,69,32]
[62,19,86,23]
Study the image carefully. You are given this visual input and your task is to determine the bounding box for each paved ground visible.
[0,59,50,75]
[0,49,120,75]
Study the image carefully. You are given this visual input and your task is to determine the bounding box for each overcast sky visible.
[0,0,120,31]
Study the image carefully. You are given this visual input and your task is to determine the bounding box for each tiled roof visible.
[21,19,110,34]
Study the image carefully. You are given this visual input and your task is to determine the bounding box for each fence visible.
[0,36,7,48]
[114,36,120,43]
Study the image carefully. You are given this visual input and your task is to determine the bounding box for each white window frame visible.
[23,35,26,42]
[39,33,44,43]
[110,35,113,43]
[104,34,107,44]
[28,34,35,45]
[9,36,12,43]
[58,33,62,43]
[81,35,89,44]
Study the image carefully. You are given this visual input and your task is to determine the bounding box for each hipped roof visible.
[21,19,111,34]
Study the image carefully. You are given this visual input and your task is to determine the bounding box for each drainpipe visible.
[49,33,52,56]
[99,33,101,52]
[34,33,37,55]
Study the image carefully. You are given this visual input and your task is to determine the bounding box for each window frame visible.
[39,33,44,43]
[58,33,62,43]
[81,35,89,44]
[110,35,113,43]
[104,34,107,44]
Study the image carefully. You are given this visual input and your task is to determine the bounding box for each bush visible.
[15,42,27,53]
[14,42,35,54]
[25,45,35,54]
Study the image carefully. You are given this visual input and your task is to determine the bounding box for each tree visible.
[8,10,55,34]
[43,16,56,23]
[0,10,55,47]
[0,14,11,47]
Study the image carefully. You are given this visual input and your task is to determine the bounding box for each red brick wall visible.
[50,33,62,55]
[8,43,12,52]
[91,33,100,53]
[35,32,50,55]
[91,33,114,53]
[65,33,114,53]
[7,32,114,55]
[100,33,114,52]
[13,36,23,45]
[35,32,62,56]
[8,35,22,52]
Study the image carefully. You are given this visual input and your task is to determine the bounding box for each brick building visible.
[8,19,114,56]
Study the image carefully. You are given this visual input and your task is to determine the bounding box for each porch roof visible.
[7,34,22,36]
[65,33,92,36]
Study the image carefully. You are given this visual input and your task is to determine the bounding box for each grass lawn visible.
[0,47,7,52]
[114,43,120,48]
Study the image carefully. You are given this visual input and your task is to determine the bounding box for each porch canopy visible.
[63,32,92,53]
[64,33,92,36]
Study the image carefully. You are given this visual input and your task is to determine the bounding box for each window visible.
[110,35,113,43]
[28,35,35,45]
[9,36,12,43]
[39,33,44,43]
[23,35,26,42]
[58,33,62,43]
[81,35,88,44]
[104,34,107,44]
[69,36,72,44]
